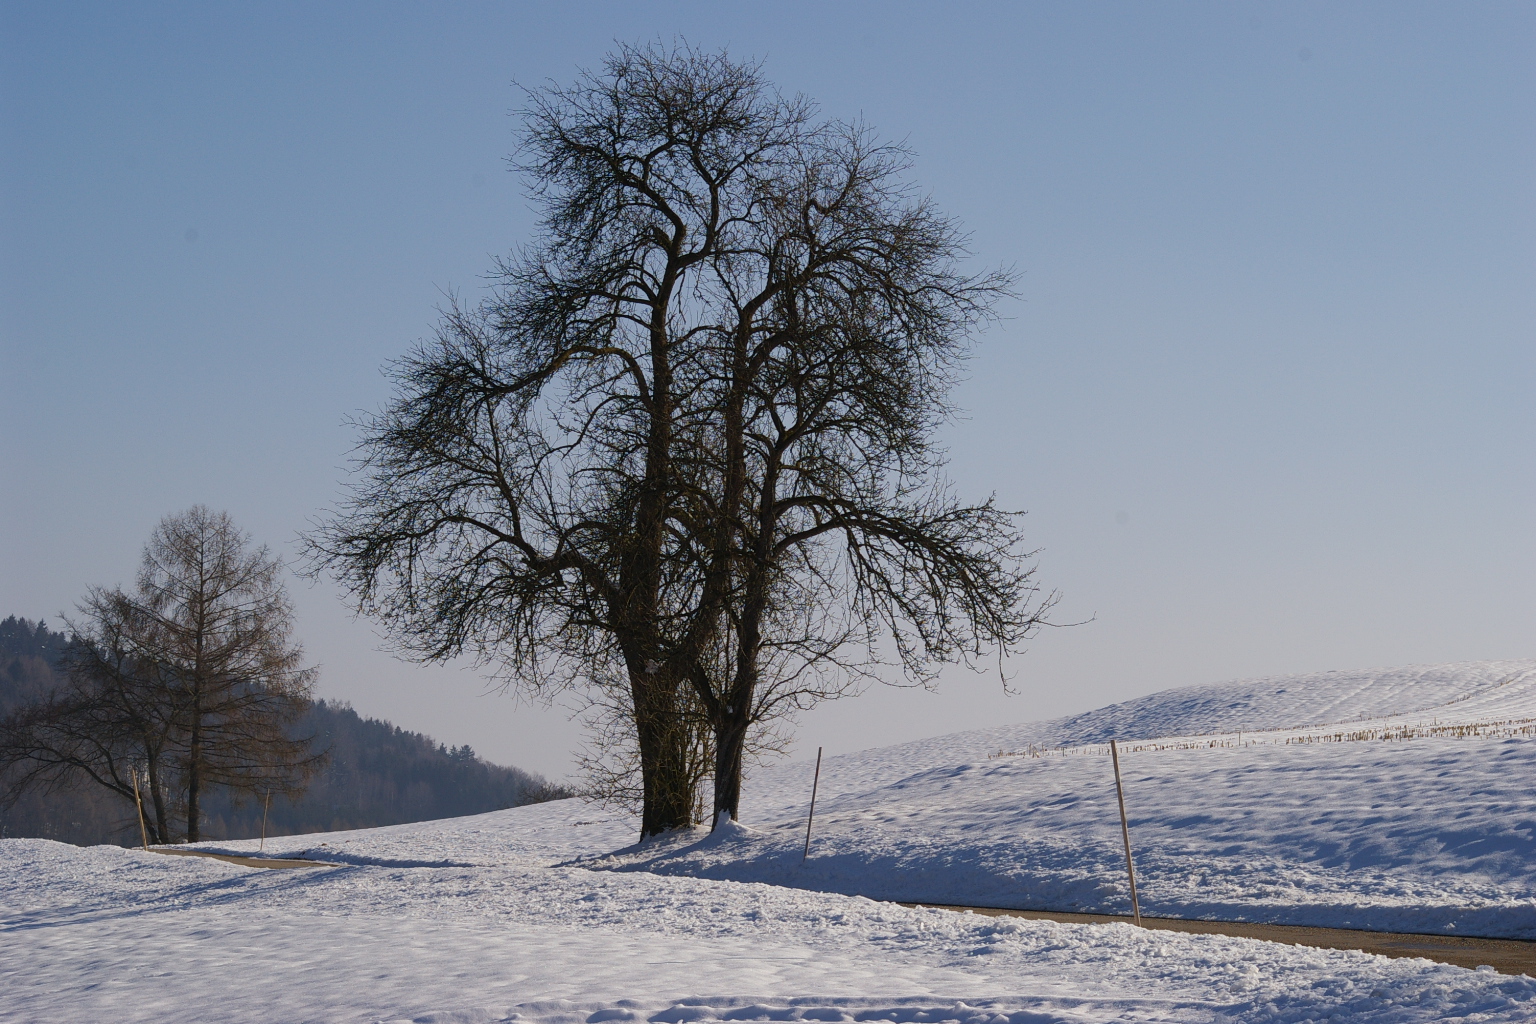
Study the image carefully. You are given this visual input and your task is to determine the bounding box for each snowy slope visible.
[4,658,1535,1023]
[747,660,1536,806]
[6,806,1536,1024]
[595,660,1536,938]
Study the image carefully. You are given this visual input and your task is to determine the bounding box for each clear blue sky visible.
[4,2,1532,782]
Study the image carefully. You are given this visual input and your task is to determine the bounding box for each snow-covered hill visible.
[596,660,1536,939]
[4,659,1535,1023]
[740,659,1536,805]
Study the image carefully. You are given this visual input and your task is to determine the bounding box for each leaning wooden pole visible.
[259,788,272,853]
[131,767,149,851]
[1110,739,1142,926]
[801,746,823,864]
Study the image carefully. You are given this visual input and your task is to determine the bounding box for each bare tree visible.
[137,506,321,841]
[310,43,1050,837]
[311,44,817,836]
[0,507,321,843]
[675,122,1057,824]
[0,589,181,842]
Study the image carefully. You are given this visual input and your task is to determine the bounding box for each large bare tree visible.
[311,43,1050,837]
[312,45,813,835]
[0,507,321,843]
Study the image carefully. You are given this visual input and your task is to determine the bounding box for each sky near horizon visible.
[3,2,1532,783]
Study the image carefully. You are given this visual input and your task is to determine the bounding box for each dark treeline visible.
[0,616,574,846]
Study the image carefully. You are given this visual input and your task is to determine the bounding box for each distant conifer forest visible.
[1,616,574,846]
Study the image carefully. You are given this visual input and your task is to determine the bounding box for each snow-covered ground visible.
[3,659,1535,1023]
[600,661,1536,941]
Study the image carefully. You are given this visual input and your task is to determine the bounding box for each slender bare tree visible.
[137,506,321,841]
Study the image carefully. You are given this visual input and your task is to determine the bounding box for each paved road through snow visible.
[908,903,1536,975]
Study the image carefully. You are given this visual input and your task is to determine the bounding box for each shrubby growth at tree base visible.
[312,44,1052,838]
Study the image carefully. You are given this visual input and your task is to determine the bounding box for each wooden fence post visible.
[801,746,823,864]
[1110,739,1142,926]
[131,767,149,851]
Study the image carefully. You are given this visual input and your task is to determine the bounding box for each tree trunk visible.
[632,668,694,837]
[711,710,749,825]
[712,504,772,827]
[710,624,758,826]
[146,756,170,846]
[185,704,201,844]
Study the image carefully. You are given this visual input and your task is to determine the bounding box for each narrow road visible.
[906,903,1536,976]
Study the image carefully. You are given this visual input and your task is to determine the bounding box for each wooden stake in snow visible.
[130,767,149,851]
[801,746,823,864]
[1110,739,1142,926]
[259,788,272,853]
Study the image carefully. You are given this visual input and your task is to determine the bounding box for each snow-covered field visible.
[3,660,1534,1023]
[604,661,1536,940]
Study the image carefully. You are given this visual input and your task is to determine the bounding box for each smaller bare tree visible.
[0,589,181,842]
[0,507,322,843]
